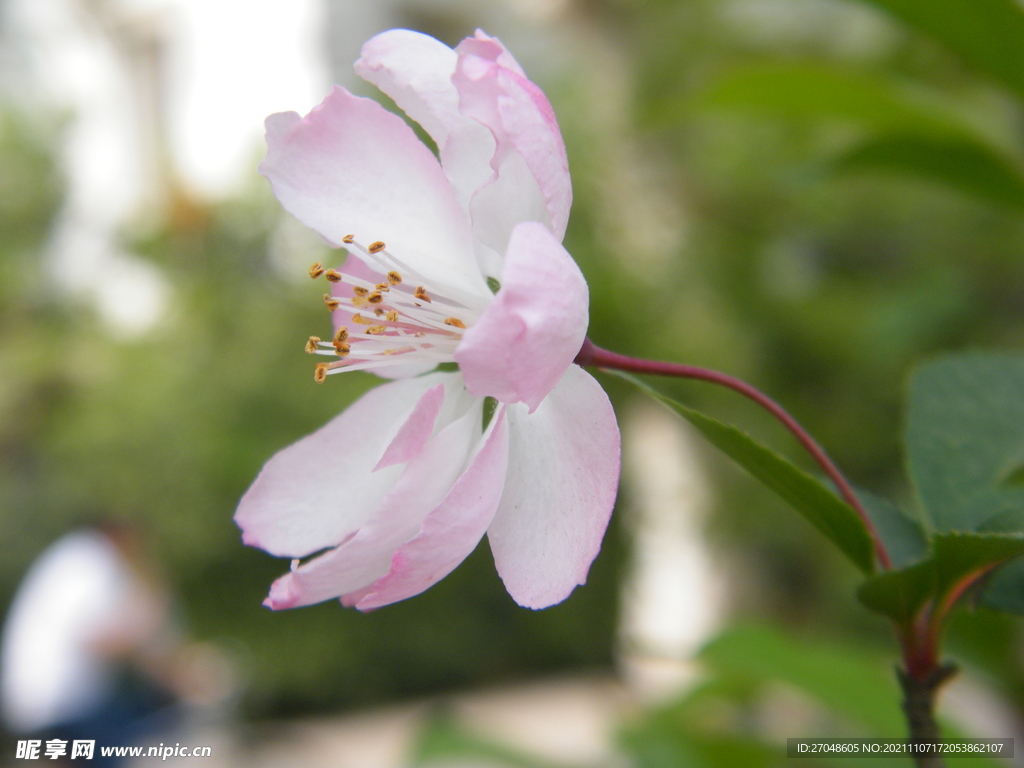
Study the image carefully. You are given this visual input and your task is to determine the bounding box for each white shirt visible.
[1,530,134,732]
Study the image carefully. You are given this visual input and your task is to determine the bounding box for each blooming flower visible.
[235,29,620,611]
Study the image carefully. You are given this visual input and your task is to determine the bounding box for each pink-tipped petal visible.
[259,85,487,297]
[453,38,572,252]
[464,30,526,76]
[355,29,462,151]
[339,585,375,608]
[355,29,501,270]
[374,384,445,470]
[235,373,455,558]
[488,366,620,609]
[354,408,510,610]
[263,400,483,609]
[455,221,588,412]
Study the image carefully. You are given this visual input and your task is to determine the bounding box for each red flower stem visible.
[575,338,892,571]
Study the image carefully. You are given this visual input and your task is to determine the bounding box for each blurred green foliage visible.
[616,625,1002,768]
[571,0,1024,723]
[409,624,1000,767]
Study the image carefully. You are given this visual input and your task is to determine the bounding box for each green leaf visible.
[981,556,1024,614]
[857,489,927,569]
[832,134,1024,211]
[859,0,1024,101]
[907,354,1024,533]
[693,63,973,134]
[857,560,934,625]
[932,532,1024,592]
[611,371,875,574]
[858,532,1024,623]
[700,625,905,735]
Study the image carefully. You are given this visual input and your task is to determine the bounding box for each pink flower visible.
[234,29,620,611]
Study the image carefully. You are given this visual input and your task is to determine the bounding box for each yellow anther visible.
[352,296,369,308]
[414,286,431,303]
[444,317,467,329]
[385,310,399,322]
[387,271,402,285]
[324,269,342,283]
[305,336,321,354]
[368,241,386,253]
[353,286,369,297]
[314,363,328,383]
[333,342,350,356]
[309,262,325,279]
[333,327,349,344]
[383,349,393,355]
[366,325,387,335]
[352,313,371,325]
[324,294,340,311]
[342,234,355,244]
[414,332,426,337]
[374,308,385,317]
[367,292,383,304]
[375,283,390,292]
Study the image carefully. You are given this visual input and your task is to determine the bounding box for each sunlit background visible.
[2,0,1024,765]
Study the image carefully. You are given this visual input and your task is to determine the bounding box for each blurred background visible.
[1,0,1024,765]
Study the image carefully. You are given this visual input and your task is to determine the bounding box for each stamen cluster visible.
[304,237,485,382]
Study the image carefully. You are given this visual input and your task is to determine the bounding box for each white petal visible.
[263,398,484,608]
[259,86,488,297]
[353,406,510,610]
[488,366,621,608]
[454,34,572,259]
[235,372,457,558]
[355,29,461,150]
[355,29,499,267]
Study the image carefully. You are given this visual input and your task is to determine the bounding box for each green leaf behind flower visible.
[694,63,974,135]
[857,489,927,570]
[906,354,1024,534]
[609,371,875,574]
[858,0,1024,101]
[831,134,1024,212]
[857,532,1024,623]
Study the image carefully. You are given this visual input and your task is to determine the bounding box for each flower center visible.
[303,236,485,382]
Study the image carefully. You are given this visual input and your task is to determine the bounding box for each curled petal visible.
[260,86,487,297]
[488,366,620,609]
[235,373,456,558]
[454,35,572,252]
[455,221,588,412]
[264,398,484,609]
[466,29,527,76]
[353,407,510,610]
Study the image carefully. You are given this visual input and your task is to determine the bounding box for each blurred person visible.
[1,521,205,764]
